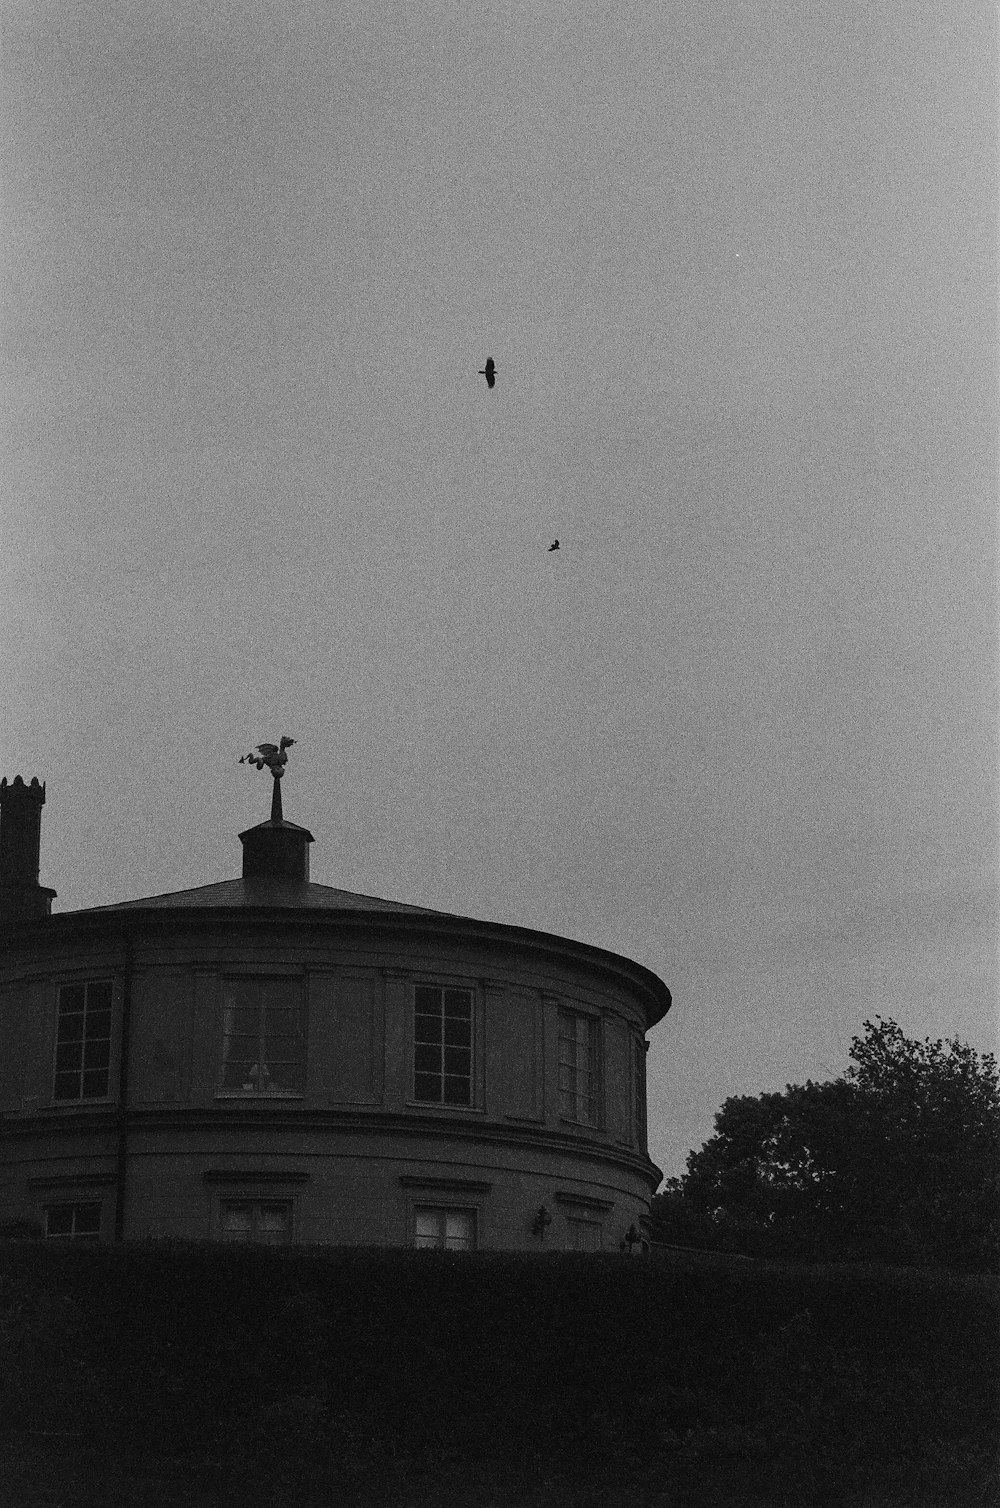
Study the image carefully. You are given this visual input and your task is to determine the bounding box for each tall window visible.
[44,1202,102,1240]
[414,1207,475,1250]
[558,1010,599,1125]
[633,1036,647,1149]
[220,1200,292,1245]
[413,986,472,1105]
[220,979,305,1094]
[53,981,112,1101]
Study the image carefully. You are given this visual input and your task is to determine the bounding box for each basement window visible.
[413,1207,476,1251]
[219,1200,293,1245]
[44,1202,102,1240]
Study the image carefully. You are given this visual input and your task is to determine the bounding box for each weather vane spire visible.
[239,736,296,822]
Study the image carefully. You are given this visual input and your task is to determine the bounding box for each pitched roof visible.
[71,878,452,917]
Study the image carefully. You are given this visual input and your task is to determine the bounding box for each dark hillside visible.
[0,1243,996,1507]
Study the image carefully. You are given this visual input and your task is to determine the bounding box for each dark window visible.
[634,1036,648,1149]
[44,1202,102,1240]
[413,1207,475,1250]
[413,986,472,1105]
[558,1010,599,1125]
[53,981,112,1102]
[219,1200,293,1245]
[220,979,305,1093]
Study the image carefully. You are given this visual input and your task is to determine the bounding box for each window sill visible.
[43,1100,115,1110]
[214,1091,305,1100]
[405,1100,484,1114]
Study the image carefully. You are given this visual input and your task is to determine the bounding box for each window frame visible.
[215,973,307,1099]
[217,1197,295,1246]
[409,982,476,1110]
[411,1205,477,1251]
[557,1007,602,1128]
[43,1201,103,1241]
[633,1033,648,1150]
[51,978,115,1105]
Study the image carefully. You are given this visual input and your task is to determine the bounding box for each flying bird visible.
[478,357,496,389]
[548,540,559,552]
[240,736,295,775]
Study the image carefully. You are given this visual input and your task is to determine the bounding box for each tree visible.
[650,1018,1000,1271]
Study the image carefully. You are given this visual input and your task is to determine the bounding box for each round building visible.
[0,774,670,1251]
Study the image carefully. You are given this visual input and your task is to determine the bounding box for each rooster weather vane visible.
[240,736,295,821]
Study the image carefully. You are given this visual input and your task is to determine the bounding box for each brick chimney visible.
[0,776,57,923]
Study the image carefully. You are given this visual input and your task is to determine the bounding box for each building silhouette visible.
[0,774,670,1250]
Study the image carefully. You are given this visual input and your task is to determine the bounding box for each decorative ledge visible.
[554,1190,614,1213]
[398,1175,493,1194]
[29,1172,117,1190]
[202,1170,310,1184]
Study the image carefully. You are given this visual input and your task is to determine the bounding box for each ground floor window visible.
[413,1206,476,1251]
[220,1199,293,1245]
[44,1202,102,1240]
[567,1217,602,1251]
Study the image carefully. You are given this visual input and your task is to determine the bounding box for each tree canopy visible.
[650,1017,999,1271]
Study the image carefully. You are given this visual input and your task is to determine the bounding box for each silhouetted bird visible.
[548,540,559,551]
[478,357,496,389]
[240,736,295,775]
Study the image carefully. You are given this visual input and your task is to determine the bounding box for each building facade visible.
[0,775,671,1251]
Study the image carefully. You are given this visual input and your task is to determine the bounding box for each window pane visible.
[443,1016,471,1046]
[443,1046,470,1076]
[414,1013,441,1043]
[57,1013,85,1043]
[45,1205,75,1236]
[257,1203,292,1245]
[414,987,441,1014]
[414,1044,440,1075]
[221,1203,252,1239]
[263,1008,300,1035]
[443,1075,470,1105]
[444,1211,474,1250]
[83,1039,110,1071]
[225,1006,258,1035]
[54,1072,80,1101]
[56,1042,82,1073]
[87,981,113,1010]
[86,1009,112,1040]
[414,1073,440,1102]
[414,1209,441,1248]
[269,1062,306,1092]
[73,1203,102,1236]
[443,990,471,1018]
[59,985,86,1014]
[82,1070,109,1098]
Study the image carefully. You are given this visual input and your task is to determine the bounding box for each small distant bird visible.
[478,357,496,389]
[548,540,559,552]
[240,736,295,775]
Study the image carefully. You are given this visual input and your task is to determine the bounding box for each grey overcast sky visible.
[2,1,996,1178]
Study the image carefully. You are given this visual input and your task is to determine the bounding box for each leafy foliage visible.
[651,1017,1000,1270]
[0,1242,996,1506]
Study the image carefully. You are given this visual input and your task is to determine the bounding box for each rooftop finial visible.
[239,737,296,823]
